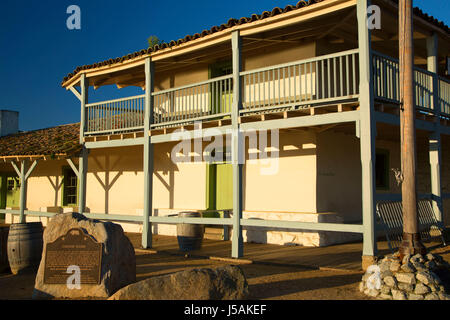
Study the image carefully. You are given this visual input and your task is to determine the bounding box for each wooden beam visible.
[317,8,356,39]
[69,86,82,101]
[66,158,80,177]
[24,160,38,180]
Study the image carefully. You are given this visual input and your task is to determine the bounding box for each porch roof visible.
[61,0,450,89]
[0,123,81,160]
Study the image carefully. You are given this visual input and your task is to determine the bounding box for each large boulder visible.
[108,265,249,300]
[33,212,135,299]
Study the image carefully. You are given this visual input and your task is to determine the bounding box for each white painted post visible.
[231,30,244,258]
[78,74,88,214]
[19,160,28,223]
[429,132,442,223]
[357,0,378,267]
[142,57,154,249]
[427,33,443,224]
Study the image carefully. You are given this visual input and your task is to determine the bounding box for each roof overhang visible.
[61,0,357,90]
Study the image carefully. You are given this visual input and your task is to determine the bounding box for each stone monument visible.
[33,212,136,299]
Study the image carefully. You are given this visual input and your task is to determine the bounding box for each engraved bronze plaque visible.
[43,228,102,285]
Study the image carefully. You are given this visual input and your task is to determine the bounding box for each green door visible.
[206,162,233,211]
[215,163,233,210]
[6,177,20,208]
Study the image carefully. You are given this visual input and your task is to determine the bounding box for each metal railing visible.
[85,95,145,134]
[241,49,360,112]
[152,74,233,126]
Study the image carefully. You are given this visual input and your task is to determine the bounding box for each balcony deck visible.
[82,49,450,144]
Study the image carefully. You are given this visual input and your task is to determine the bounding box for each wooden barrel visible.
[7,222,43,274]
[176,212,204,251]
[0,226,9,273]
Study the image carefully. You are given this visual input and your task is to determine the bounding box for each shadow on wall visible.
[88,145,179,215]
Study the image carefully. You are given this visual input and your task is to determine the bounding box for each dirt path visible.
[0,250,368,300]
[1,233,448,300]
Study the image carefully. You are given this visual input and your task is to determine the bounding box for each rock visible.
[425,260,437,270]
[378,293,393,300]
[428,283,445,293]
[412,261,427,272]
[411,254,424,264]
[359,281,365,293]
[401,262,416,273]
[438,292,450,300]
[379,260,391,273]
[33,212,136,299]
[362,273,371,282]
[383,276,397,288]
[365,288,379,298]
[390,261,401,273]
[380,285,391,295]
[395,272,416,285]
[392,289,407,300]
[425,253,435,262]
[424,293,440,300]
[398,283,414,293]
[108,265,249,300]
[416,271,434,286]
[414,283,431,295]
[381,270,393,279]
[408,293,424,300]
[402,254,411,265]
[428,271,442,285]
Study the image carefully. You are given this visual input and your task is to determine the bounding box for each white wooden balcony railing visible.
[241,49,360,113]
[83,50,450,135]
[372,51,450,117]
[152,74,233,126]
[85,95,145,134]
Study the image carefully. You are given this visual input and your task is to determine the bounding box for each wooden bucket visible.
[176,212,204,251]
[7,222,43,274]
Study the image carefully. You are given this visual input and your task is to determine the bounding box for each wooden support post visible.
[427,33,443,225]
[398,0,426,257]
[231,30,244,258]
[142,57,154,249]
[18,160,27,223]
[357,0,377,269]
[78,74,89,214]
[10,160,38,223]
[429,131,443,224]
[78,149,88,214]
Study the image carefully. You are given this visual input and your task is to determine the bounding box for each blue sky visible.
[0,0,448,131]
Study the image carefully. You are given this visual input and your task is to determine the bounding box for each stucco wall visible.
[244,129,317,213]
[316,129,362,222]
[316,128,447,226]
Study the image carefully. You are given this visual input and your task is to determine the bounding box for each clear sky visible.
[1,0,448,131]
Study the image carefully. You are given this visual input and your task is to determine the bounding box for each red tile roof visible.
[0,123,81,158]
[61,0,449,86]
